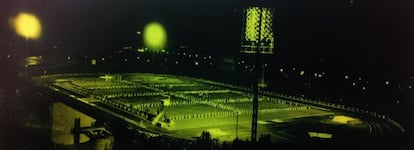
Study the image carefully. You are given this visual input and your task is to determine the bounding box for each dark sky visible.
[1,0,414,75]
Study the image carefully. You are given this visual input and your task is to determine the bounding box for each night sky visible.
[1,0,414,75]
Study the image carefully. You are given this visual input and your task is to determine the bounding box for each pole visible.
[236,112,239,139]
[74,118,81,148]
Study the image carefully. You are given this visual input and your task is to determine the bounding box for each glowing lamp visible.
[143,22,167,51]
[13,12,42,39]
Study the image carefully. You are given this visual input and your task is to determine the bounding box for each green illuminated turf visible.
[44,73,373,142]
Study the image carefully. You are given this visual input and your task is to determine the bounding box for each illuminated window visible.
[300,70,305,76]
[318,74,322,78]
[91,59,96,65]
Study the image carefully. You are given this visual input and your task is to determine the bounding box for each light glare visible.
[13,12,42,39]
[143,22,167,51]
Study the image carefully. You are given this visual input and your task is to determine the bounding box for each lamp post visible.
[240,6,275,142]
[251,7,263,142]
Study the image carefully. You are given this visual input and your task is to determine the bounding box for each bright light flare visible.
[143,22,167,51]
[12,12,42,39]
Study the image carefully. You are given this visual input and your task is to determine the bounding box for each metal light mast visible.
[240,6,275,142]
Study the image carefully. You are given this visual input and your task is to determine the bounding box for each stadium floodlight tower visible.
[240,5,275,142]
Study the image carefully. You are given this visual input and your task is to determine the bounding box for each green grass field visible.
[170,109,335,141]
[47,73,373,143]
